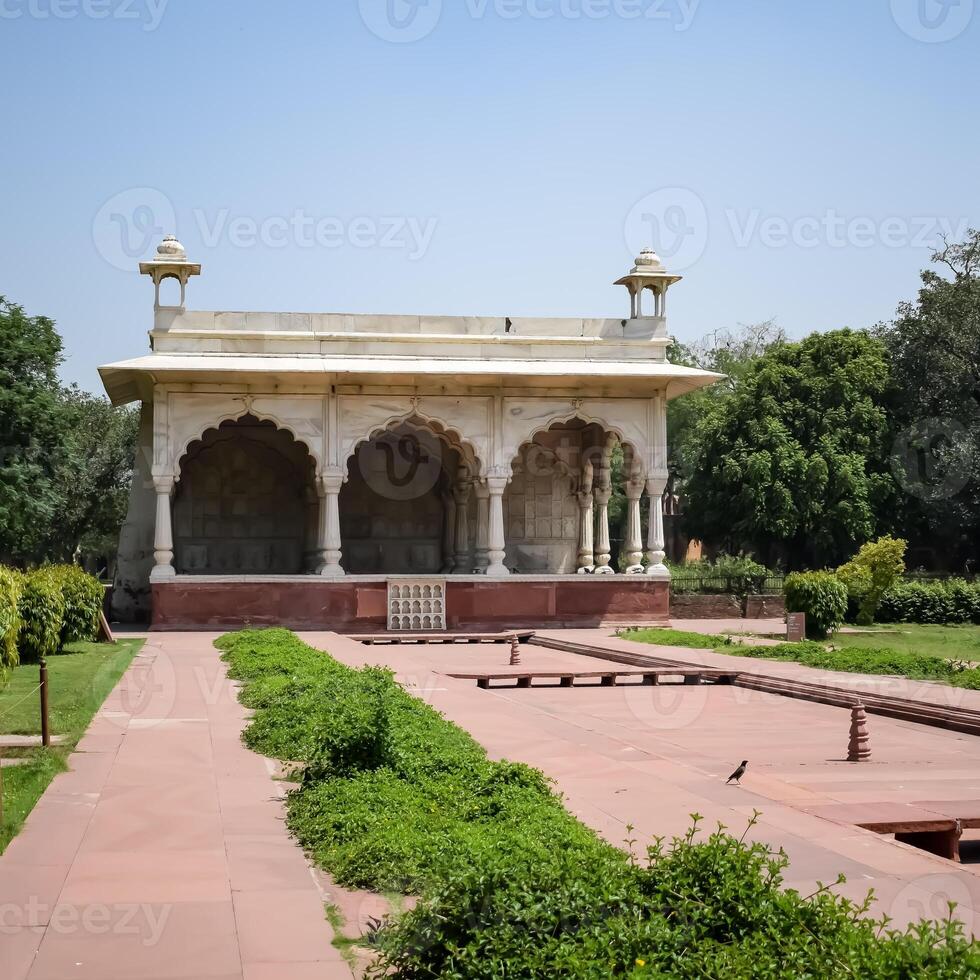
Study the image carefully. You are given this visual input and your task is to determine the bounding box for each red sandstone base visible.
[150,577,670,632]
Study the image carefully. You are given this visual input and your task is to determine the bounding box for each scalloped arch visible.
[508,411,646,475]
[344,412,484,478]
[173,411,320,483]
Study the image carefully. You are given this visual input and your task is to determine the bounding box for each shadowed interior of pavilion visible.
[173,415,318,575]
[170,413,657,578]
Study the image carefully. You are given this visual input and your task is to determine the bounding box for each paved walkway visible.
[307,628,980,936]
[0,634,352,980]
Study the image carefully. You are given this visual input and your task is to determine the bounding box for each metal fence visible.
[669,573,785,596]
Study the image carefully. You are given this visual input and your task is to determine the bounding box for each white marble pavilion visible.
[101,237,720,630]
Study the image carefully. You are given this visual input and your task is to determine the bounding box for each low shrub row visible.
[0,565,104,676]
[219,628,980,978]
[878,579,980,625]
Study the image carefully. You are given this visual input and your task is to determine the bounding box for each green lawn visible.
[618,626,729,649]
[622,624,980,688]
[831,624,980,663]
[0,638,143,852]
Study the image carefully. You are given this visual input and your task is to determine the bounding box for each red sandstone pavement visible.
[0,634,353,980]
[303,628,980,936]
[5,626,980,978]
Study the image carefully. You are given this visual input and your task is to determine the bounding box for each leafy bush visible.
[0,566,23,680]
[17,568,65,663]
[837,536,907,625]
[784,571,848,639]
[373,815,978,978]
[48,565,104,644]
[220,628,980,979]
[878,579,980,625]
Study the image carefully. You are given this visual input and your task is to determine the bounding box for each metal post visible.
[39,657,50,748]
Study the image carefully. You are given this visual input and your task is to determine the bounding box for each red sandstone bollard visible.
[847,704,871,762]
[509,635,522,666]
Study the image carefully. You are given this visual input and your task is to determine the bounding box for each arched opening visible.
[157,274,183,308]
[172,415,317,575]
[340,419,477,574]
[506,418,638,574]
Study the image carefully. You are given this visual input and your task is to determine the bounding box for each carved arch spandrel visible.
[164,392,326,480]
[338,395,492,477]
[501,398,652,472]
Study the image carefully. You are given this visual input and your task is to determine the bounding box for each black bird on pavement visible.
[726,761,748,784]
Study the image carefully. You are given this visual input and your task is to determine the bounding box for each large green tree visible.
[681,329,896,569]
[882,231,980,571]
[0,297,65,563]
[0,297,138,566]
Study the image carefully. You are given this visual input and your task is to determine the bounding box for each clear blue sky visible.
[2,0,977,391]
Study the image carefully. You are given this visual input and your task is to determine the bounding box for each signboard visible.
[786,613,806,643]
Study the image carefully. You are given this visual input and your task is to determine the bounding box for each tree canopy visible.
[0,297,137,567]
[883,230,980,570]
[680,329,896,569]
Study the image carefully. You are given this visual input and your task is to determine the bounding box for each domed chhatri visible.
[614,247,683,321]
[139,236,202,309]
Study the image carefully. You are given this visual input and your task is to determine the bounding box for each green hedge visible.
[784,571,848,639]
[17,569,65,663]
[12,565,103,664]
[48,565,104,645]
[219,628,980,979]
[878,580,980,625]
[0,567,22,681]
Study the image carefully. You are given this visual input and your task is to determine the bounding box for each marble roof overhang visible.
[99,351,723,406]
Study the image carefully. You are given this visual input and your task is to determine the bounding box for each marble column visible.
[473,481,490,573]
[593,439,615,575]
[149,474,176,581]
[644,475,670,580]
[486,470,510,577]
[453,474,472,573]
[594,486,613,573]
[623,464,645,574]
[318,469,345,578]
[576,460,595,573]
